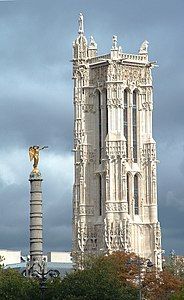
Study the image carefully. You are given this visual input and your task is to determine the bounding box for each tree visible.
[45,268,137,300]
[142,268,184,300]
[0,268,40,300]
[0,256,5,268]
[170,289,184,300]
[45,252,139,300]
[0,252,183,300]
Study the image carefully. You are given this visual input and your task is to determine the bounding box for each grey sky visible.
[0,0,184,255]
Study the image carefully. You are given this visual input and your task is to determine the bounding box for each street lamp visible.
[22,261,60,300]
[127,257,153,300]
[32,266,60,300]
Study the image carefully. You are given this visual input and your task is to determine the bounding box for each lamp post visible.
[23,260,60,300]
[31,262,60,300]
[127,257,153,300]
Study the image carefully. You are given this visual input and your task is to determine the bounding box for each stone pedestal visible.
[29,171,43,273]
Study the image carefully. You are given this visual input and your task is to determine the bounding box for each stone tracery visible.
[72,13,162,270]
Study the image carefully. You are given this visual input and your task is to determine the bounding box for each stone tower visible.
[72,13,162,269]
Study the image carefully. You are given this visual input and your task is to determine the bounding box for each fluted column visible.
[29,171,43,271]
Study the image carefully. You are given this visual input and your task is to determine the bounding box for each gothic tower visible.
[72,13,162,269]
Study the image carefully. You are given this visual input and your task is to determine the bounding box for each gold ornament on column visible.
[29,146,48,173]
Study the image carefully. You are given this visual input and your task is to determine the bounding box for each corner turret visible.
[73,13,88,61]
[88,36,97,58]
[110,35,122,60]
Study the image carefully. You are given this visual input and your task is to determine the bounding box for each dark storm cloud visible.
[0,0,184,255]
[0,150,73,253]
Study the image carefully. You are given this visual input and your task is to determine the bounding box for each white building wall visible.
[47,252,72,263]
[0,249,21,266]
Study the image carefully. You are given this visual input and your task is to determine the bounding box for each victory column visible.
[27,145,48,275]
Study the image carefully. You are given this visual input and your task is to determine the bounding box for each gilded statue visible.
[29,145,48,173]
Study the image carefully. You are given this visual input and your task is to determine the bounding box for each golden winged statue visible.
[29,145,48,173]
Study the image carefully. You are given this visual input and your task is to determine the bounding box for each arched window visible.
[105,89,108,136]
[124,90,128,158]
[98,90,102,163]
[99,175,102,216]
[127,173,130,214]
[134,174,139,215]
[132,90,137,162]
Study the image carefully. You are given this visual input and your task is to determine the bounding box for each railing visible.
[121,53,147,62]
[89,52,148,64]
[89,54,110,64]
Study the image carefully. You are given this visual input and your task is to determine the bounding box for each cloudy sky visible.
[0,0,184,256]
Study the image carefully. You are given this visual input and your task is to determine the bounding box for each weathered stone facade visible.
[72,13,162,269]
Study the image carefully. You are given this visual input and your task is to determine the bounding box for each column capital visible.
[29,171,43,181]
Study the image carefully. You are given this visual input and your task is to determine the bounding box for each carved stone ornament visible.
[105,202,127,213]
[79,205,94,215]
[107,98,123,108]
[104,218,131,251]
[141,88,153,111]
[89,66,107,86]
[139,40,149,54]
[77,222,98,252]
[142,143,156,166]
[107,64,152,86]
[77,222,88,252]
[72,13,162,269]
[82,103,94,113]
[106,140,126,159]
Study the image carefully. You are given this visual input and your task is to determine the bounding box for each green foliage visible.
[0,268,40,300]
[0,253,142,299]
[171,289,184,300]
[45,269,137,300]
[0,259,136,300]
[3,252,184,300]
[44,253,138,300]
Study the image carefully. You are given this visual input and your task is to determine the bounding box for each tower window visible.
[124,90,128,158]
[132,90,137,162]
[134,174,139,215]
[98,91,102,163]
[99,175,102,216]
[105,89,108,136]
[127,173,130,214]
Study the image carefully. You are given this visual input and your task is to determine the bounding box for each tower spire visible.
[78,12,84,35]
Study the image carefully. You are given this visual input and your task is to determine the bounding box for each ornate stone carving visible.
[153,222,162,270]
[77,222,98,253]
[107,98,123,108]
[72,14,162,270]
[79,205,94,215]
[154,223,161,250]
[77,222,88,252]
[107,64,152,86]
[139,40,149,54]
[75,144,95,164]
[82,103,94,113]
[112,35,118,50]
[105,202,127,213]
[104,218,131,251]
[89,66,107,86]
[141,88,153,111]
[142,142,156,166]
[106,140,126,159]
